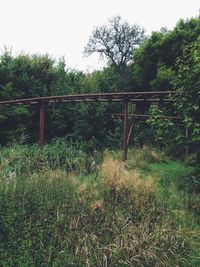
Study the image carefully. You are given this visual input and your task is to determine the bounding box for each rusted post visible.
[185,127,189,161]
[39,102,45,147]
[123,101,128,161]
[127,119,135,147]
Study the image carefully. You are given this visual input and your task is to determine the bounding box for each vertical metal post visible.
[127,119,135,147]
[39,102,45,147]
[123,101,128,161]
[185,127,189,161]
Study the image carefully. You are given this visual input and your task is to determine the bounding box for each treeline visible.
[0,16,199,158]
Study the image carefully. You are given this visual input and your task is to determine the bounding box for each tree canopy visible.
[84,16,145,73]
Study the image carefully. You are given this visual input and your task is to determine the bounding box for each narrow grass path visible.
[124,147,200,266]
[148,160,200,266]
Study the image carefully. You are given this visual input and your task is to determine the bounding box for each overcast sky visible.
[0,0,199,72]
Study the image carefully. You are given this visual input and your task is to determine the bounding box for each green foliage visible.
[0,50,125,148]
[150,64,175,91]
[130,16,200,159]
[132,16,200,91]
[146,104,184,154]
[82,67,119,93]
[174,38,200,157]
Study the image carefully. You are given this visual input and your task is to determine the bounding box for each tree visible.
[174,38,200,159]
[84,16,145,75]
[132,16,200,91]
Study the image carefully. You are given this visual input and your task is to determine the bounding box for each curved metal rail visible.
[0,91,176,105]
[0,91,179,160]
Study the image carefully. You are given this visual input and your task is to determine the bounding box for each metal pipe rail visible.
[0,91,176,105]
[106,113,182,120]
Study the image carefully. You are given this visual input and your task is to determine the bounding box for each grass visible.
[126,147,200,266]
[0,142,199,266]
[148,160,200,266]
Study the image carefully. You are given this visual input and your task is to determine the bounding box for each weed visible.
[0,143,198,266]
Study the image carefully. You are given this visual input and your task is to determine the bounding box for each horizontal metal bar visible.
[0,98,174,105]
[0,91,176,106]
[106,113,182,120]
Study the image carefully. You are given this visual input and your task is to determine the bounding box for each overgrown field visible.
[0,141,199,266]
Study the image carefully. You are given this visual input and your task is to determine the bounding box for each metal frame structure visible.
[107,113,189,160]
[0,91,180,160]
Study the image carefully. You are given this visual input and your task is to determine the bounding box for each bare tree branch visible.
[84,16,145,73]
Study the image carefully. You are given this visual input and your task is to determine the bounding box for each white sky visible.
[0,0,199,72]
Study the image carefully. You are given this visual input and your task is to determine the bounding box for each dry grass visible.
[101,153,155,193]
[0,148,192,266]
[85,153,190,266]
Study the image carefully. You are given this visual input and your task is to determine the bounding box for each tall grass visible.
[0,142,198,266]
[0,138,100,176]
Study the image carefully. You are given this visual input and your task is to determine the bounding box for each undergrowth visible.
[0,142,199,266]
